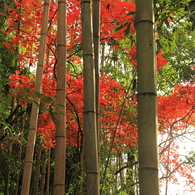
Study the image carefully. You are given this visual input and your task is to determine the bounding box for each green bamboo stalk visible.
[135,0,159,194]
[53,0,66,194]
[20,1,50,194]
[93,0,100,181]
[81,0,99,193]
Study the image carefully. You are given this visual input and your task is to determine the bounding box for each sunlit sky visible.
[160,132,195,195]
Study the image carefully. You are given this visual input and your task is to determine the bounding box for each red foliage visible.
[4,0,139,149]
[158,83,195,132]
[2,0,168,72]
[158,83,195,191]
[100,0,135,42]
[9,71,35,106]
[157,50,168,69]
[8,73,137,149]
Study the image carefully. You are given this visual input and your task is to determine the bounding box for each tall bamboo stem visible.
[81,0,99,193]
[20,1,49,194]
[53,0,66,194]
[93,0,100,163]
[135,0,159,194]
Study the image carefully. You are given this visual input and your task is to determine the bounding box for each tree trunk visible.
[20,1,50,194]
[53,0,66,194]
[135,0,159,194]
[81,0,99,194]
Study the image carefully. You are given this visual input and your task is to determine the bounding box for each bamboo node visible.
[139,166,158,171]
[56,88,66,91]
[84,110,96,114]
[57,44,66,47]
[134,18,154,26]
[83,53,94,57]
[55,135,66,138]
[81,0,91,3]
[137,92,156,96]
[29,128,36,131]
[53,183,65,186]
[86,171,99,174]
[25,160,33,164]
[58,1,66,4]
[41,33,47,35]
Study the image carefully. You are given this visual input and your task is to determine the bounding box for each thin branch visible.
[114,162,138,175]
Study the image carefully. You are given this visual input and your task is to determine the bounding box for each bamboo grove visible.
[1,0,195,194]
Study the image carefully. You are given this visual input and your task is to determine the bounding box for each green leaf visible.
[120,38,130,44]
[114,22,128,32]
[34,91,43,98]
[33,100,40,107]
[127,11,135,16]
[54,110,65,115]
[124,23,131,36]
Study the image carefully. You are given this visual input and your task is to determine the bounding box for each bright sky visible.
[160,131,195,195]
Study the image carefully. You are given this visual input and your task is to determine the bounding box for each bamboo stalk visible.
[93,0,100,166]
[53,0,66,194]
[81,0,99,194]
[135,0,159,194]
[20,1,50,194]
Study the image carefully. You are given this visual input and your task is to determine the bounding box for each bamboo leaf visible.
[114,22,128,32]
[127,11,135,16]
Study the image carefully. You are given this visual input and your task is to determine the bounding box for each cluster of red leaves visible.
[159,141,195,191]
[100,74,137,151]
[2,0,167,72]
[2,0,43,66]
[9,70,35,106]
[4,0,138,150]
[158,83,195,191]
[0,0,135,71]
[157,50,168,69]
[158,83,195,131]
[8,73,137,149]
[160,142,181,183]
[100,0,135,42]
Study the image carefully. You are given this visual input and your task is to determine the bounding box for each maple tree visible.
[158,83,195,193]
[1,0,195,194]
[8,73,138,149]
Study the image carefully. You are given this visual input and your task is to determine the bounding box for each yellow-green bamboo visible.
[93,0,100,177]
[53,0,66,194]
[135,0,159,194]
[81,0,99,193]
[21,0,50,194]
